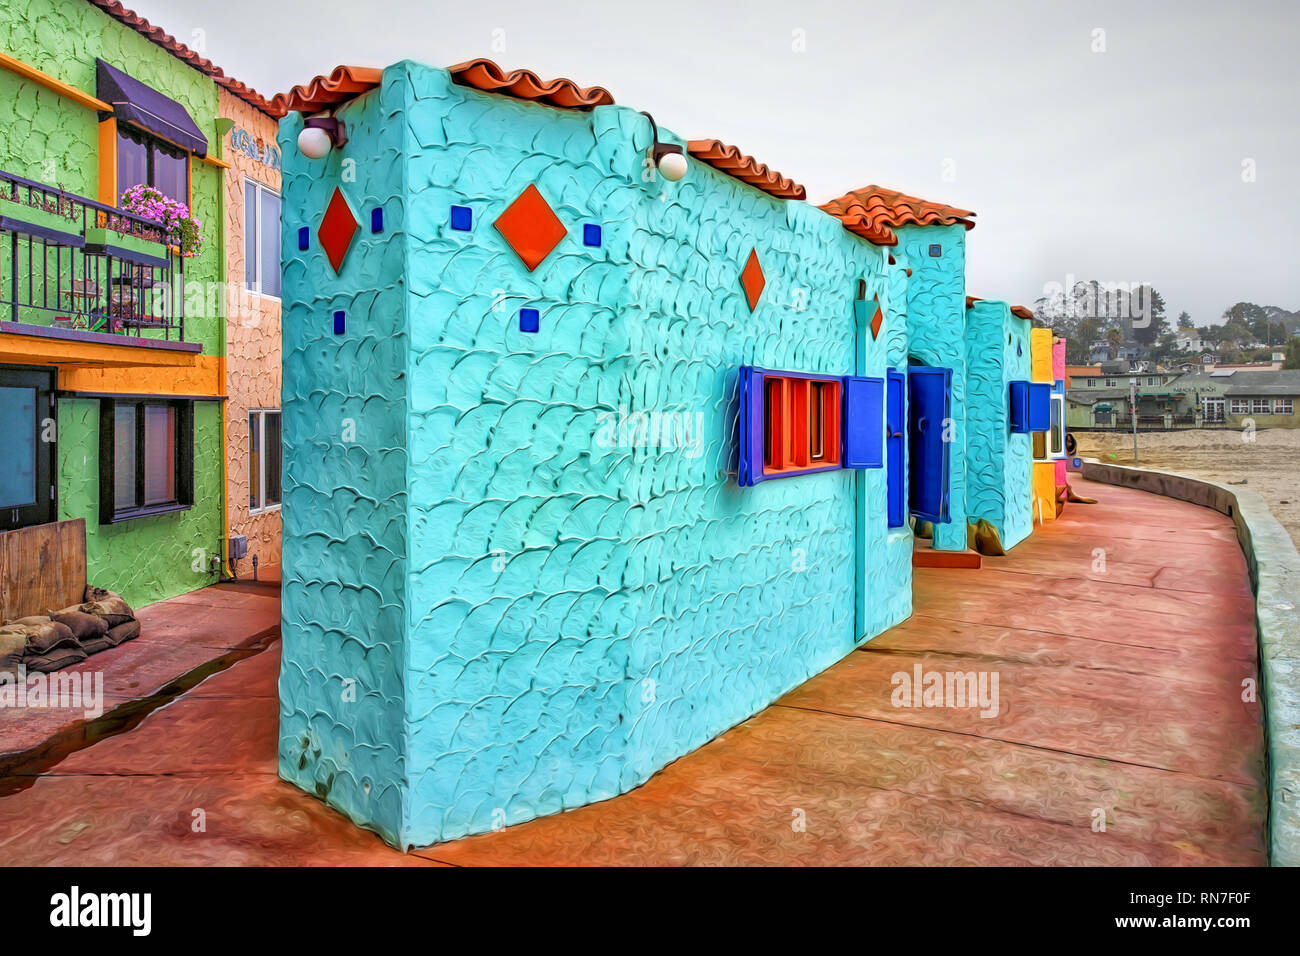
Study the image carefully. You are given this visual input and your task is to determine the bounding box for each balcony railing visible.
[0,169,186,342]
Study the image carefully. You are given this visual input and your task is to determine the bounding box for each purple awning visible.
[96,59,208,157]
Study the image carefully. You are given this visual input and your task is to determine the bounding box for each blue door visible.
[908,365,952,523]
[886,368,906,527]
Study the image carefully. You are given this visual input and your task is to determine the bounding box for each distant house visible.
[1175,332,1212,352]
[1223,370,1300,427]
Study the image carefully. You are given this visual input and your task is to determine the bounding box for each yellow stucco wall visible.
[1031,328,1056,523]
[219,89,282,568]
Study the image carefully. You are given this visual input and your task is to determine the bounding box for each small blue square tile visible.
[450,205,473,231]
[371,208,384,233]
[519,308,540,333]
[298,227,309,251]
[928,243,942,257]
[583,223,602,247]
[333,310,345,335]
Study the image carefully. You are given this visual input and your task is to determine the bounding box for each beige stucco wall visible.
[219,89,282,569]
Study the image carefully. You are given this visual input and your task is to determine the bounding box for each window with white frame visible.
[1230,398,1250,415]
[248,409,282,513]
[1252,398,1272,415]
[244,179,281,297]
[1106,378,1117,387]
[1276,398,1294,414]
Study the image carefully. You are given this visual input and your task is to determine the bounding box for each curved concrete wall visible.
[1082,459,1300,866]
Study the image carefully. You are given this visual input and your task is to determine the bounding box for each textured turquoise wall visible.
[277,61,917,848]
[894,224,967,550]
[964,300,1032,549]
[276,71,412,846]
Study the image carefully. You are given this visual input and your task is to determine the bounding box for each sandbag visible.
[80,590,135,628]
[80,636,114,656]
[10,615,51,627]
[106,620,141,646]
[0,631,26,677]
[25,644,89,673]
[28,620,80,655]
[50,607,108,643]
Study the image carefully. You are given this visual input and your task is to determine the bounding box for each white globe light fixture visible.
[639,111,687,183]
[297,125,333,159]
[657,149,688,182]
[297,114,347,159]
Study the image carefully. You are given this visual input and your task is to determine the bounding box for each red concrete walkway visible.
[0,479,1267,865]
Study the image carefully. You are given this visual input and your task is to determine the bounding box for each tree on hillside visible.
[1104,326,1122,358]
[1131,286,1168,347]
[1284,336,1300,370]
[1221,318,1253,347]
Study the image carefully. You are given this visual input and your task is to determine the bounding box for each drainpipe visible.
[214,115,232,583]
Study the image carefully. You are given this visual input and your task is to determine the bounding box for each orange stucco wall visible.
[219,89,282,568]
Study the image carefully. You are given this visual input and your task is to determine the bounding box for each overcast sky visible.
[130,0,1300,326]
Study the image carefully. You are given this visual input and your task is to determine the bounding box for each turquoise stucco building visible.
[272,58,1047,848]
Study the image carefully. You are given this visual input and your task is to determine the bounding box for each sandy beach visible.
[1075,428,1300,551]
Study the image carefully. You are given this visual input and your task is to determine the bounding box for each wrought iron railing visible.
[0,169,185,341]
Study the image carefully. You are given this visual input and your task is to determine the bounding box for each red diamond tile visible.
[318,188,358,274]
[494,184,566,271]
[870,295,884,339]
[740,248,765,311]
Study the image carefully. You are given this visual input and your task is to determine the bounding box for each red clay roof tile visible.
[448,58,613,109]
[821,186,976,246]
[268,65,384,117]
[88,0,274,115]
[686,140,806,200]
[271,58,614,117]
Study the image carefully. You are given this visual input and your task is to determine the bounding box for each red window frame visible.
[762,373,842,475]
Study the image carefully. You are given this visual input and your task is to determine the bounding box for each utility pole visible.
[1130,376,1139,465]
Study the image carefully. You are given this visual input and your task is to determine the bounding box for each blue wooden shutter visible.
[1009,380,1031,433]
[842,375,884,469]
[1028,382,1052,431]
[908,365,952,523]
[737,366,766,486]
[886,369,906,527]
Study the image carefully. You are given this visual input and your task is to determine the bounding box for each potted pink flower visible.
[119,184,204,258]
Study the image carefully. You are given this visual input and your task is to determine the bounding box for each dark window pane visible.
[244,184,258,289]
[264,411,281,507]
[249,411,261,510]
[143,405,176,504]
[114,405,137,510]
[116,130,148,198]
[153,147,187,203]
[0,386,37,508]
[260,188,281,297]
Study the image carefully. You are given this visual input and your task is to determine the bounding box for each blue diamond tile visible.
[371,208,384,233]
[298,227,309,251]
[333,310,345,335]
[583,223,602,247]
[450,205,473,231]
[519,308,540,333]
[928,243,942,257]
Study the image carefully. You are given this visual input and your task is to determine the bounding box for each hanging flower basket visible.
[119,184,204,258]
[83,226,170,267]
[0,191,84,246]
